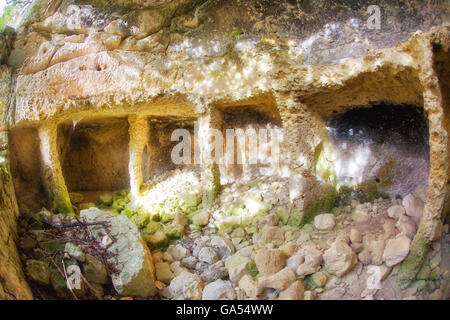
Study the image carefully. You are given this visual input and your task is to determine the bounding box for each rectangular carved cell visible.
[9,127,46,213]
[145,117,198,182]
[60,117,130,192]
[326,104,430,201]
[220,105,282,184]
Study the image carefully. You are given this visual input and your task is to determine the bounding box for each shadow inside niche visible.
[220,106,283,185]
[145,116,200,182]
[327,104,430,200]
[8,127,46,213]
[59,117,130,196]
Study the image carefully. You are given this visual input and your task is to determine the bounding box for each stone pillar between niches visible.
[276,93,331,173]
[398,41,449,288]
[274,92,338,225]
[197,108,222,207]
[38,122,73,215]
[128,115,150,200]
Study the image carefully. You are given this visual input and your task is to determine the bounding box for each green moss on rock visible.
[164,223,185,238]
[178,192,201,208]
[314,141,337,186]
[98,193,113,206]
[247,261,259,277]
[301,186,338,226]
[26,260,50,285]
[146,221,163,235]
[287,209,303,228]
[336,158,395,205]
[53,187,75,216]
[398,232,429,289]
[144,231,169,249]
[202,166,220,207]
[189,223,202,231]
[377,158,396,188]
[429,268,440,281]
[416,264,431,280]
[69,192,84,205]
[216,215,241,231]
[130,209,151,227]
[112,198,129,211]
[160,205,179,223]
[39,239,66,254]
[276,206,289,224]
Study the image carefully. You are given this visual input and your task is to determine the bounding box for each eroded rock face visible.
[25,260,50,285]
[387,205,405,220]
[402,194,424,224]
[3,0,446,126]
[258,225,285,245]
[1,0,449,301]
[169,271,203,300]
[383,235,411,267]
[278,280,304,300]
[168,244,190,261]
[202,279,236,300]
[258,267,296,291]
[224,254,253,283]
[396,215,417,240]
[254,248,286,276]
[352,205,370,223]
[0,112,33,299]
[314,214,336,231]
[81,208,157,298]
[323,241,357,277]
[238,275,260,298]
[291,243,323,278]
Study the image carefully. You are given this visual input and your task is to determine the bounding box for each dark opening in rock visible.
[9,127,46,213]
[220,105,282,184]
[145,116,199,182]
[59,117,130,194]
[327,104,430,201]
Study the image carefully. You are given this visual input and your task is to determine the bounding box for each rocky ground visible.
[16,174,449,300]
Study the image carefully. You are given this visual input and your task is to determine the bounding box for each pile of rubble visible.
[18,185,448,300]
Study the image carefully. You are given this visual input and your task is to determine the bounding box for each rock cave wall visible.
[0,38,33,298]
[0,0,448,299]
[9,127,45,213]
